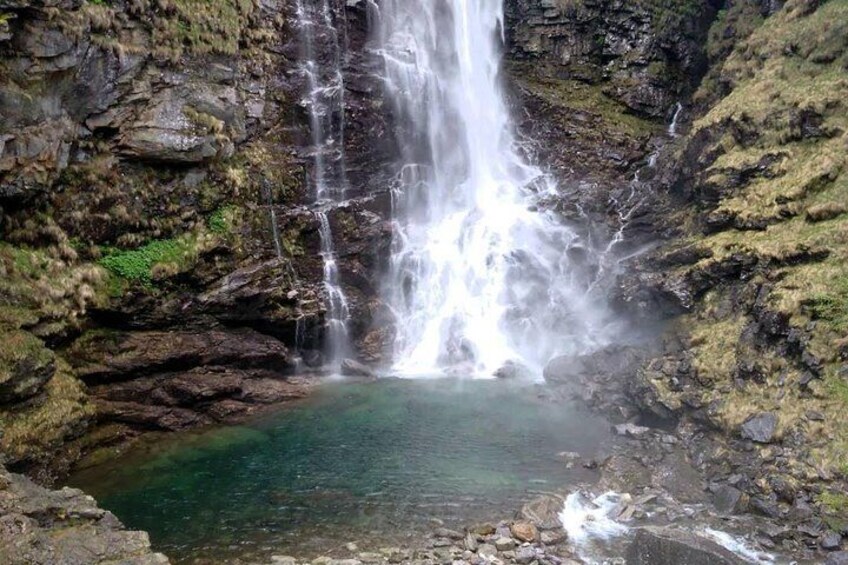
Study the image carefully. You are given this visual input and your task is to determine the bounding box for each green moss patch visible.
[100,238,198,283]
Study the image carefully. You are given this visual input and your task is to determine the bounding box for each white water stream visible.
[373,0,617,377]
[296,0,352,366]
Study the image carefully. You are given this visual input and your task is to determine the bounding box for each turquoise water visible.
[69,378,612,562]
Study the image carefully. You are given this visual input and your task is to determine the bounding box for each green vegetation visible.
[0,240,107,336]
[705,1,765,63]
[208,205,239,235]
[809,275,848,334]
[665,0,848,478]
[561,0,703,32]
[99,205,243,286]
[512,69,659,138]
[100,236,199,284]
[639,0,702,33]
[817,490,848,531]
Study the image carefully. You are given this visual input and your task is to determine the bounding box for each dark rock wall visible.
[504,0,722,119]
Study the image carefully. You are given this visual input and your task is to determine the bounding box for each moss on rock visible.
[0,358,94,479]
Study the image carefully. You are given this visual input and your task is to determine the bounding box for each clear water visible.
[69,379,613,562]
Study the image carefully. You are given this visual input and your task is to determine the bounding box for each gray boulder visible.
[340,358,377,379]
[740,412,778,443]
[626,527,747,565]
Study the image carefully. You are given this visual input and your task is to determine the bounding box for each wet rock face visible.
[504,0,720,118]
[0,464,169,564]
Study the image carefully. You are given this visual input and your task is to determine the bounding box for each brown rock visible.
[72,329,293,384]
[521,494,565,530]
[510,521,539,543]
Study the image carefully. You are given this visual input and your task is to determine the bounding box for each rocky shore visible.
[0,465,167,564]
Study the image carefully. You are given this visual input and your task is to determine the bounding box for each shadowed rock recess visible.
[0,0,847,562]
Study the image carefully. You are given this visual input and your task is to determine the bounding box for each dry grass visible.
[0,359,94,466]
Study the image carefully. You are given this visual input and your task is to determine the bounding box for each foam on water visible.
[703,527,775,564]
[558,491,779,565]
[559,491,630,548]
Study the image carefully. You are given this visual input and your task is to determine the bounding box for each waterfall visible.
[296,0,351,366]
[316,210,351,363]
[668,102,683,137]
[374,0,615,377]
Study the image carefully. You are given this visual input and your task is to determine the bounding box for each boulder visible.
[521,494,566,530]
[118,85,245,164]
[509,521,539,543]
[613,423,650,438]
[494,360,534,380]
[827,552,848,565]
[712,485,749,515]
[340,358,377,379]
[544,345,644,384]
[514,546,536,564]
[740,412,778,443]
[540,529,567,545]
[626,527,747,565]
[477,543,497,557]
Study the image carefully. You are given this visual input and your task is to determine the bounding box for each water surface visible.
[69,378,612,562]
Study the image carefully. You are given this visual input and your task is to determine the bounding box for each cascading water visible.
[669,102,684,137]
[297,0,349,201]
[316,210,351,363]
[296,0,352,366]
[374,0,617,377]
